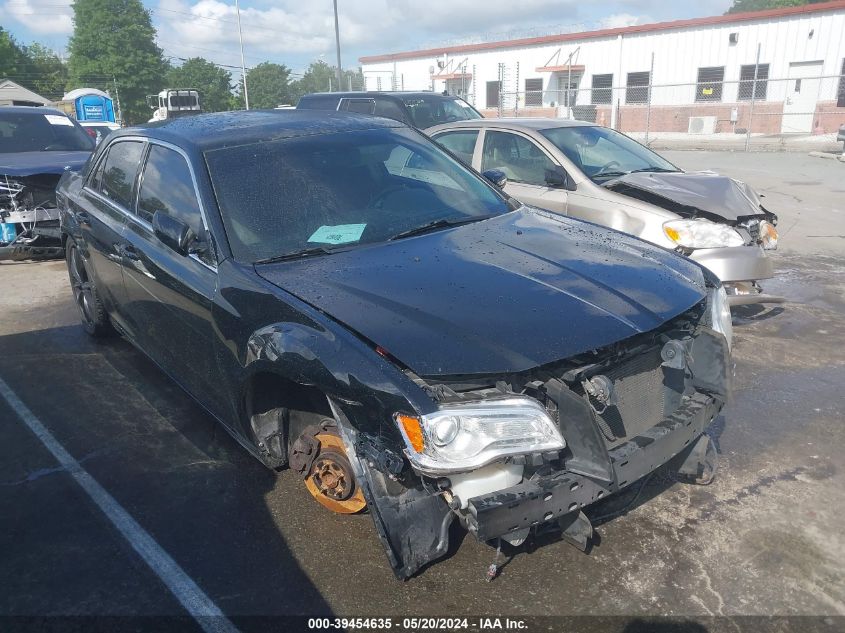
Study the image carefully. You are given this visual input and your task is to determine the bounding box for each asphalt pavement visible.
[1,151,843,631]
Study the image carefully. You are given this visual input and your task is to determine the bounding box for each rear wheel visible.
[291,422,367,514]
[65,240,111,337]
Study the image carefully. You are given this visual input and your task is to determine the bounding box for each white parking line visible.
[0,375,239,633]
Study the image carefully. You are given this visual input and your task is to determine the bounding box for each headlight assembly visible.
[663,219,745,249]
[707,284,733,351]
[395,397,565,474]
[758,220,778,250]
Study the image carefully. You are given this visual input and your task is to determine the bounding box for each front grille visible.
[594,349,671,449]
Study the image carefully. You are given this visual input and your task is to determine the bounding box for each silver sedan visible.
[429,118,780,304]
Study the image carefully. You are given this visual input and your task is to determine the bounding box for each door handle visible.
[76,210,91,225]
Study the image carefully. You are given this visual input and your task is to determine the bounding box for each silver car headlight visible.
[707,284,733,351]
[664,219,745,249]
[395,397,565,475]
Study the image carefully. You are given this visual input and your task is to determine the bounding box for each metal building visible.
[359,0,845,135]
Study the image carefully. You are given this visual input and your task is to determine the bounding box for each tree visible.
[167,58,233,113]
[0,27,29,81]
[726,0,823,14]
[67,0,168,124]
[235,62,294,109]
[22,44,68,101]
[290,61,364,102]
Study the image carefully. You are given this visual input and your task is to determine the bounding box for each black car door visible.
[72,139,145,328]
[119,142,225,417]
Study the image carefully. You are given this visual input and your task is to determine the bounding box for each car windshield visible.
[0,111,94,153]
[403,96,481,128]
[205,126,511,263]
[540,126,679,182]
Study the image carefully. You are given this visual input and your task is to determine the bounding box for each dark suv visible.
[296,91,482,131]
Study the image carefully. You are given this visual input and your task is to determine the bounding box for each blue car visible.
[0,106,94,260]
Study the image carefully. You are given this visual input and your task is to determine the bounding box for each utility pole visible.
[235,0,249,109]
[112,76,123,126]
[333,0,342,91]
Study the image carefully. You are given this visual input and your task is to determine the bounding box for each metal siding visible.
[361,9,845,109]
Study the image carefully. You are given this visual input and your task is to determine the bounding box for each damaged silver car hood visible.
[605,171,771,223]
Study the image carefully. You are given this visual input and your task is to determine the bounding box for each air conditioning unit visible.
[688,116,717,134]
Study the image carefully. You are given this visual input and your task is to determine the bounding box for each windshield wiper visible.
[388,215,494,241]
[254,246,337,264]
[592,171,628,179]
[628,167,680,174]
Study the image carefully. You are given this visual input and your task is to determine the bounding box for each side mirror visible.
[482,169,508,189]
[545,167,577,191]
[153,211,194,256]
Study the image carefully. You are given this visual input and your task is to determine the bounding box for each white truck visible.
[147,89,202,122]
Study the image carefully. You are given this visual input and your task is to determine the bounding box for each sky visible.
[1,0,734,77]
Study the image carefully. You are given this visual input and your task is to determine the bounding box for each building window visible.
[625,71,650,104]
[591,74,613,105]
[486,81,501,108]
[838,58,845,108]
[525,78,543,107]
[696,66,725,102]
[738,63,769,101]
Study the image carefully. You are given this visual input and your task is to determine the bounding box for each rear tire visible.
[65,240,112,337]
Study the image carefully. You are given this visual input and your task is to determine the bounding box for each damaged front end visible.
[605,171,781,303]
[0,173,65,262]
[346,292,729,579]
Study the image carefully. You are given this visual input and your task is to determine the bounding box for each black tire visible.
[65,240,112,337]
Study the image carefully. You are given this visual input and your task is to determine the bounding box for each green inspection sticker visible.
[307,224,366,245]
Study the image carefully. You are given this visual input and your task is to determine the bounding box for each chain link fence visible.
[472,73,845,152]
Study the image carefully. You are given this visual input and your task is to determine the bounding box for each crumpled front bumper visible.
[689,244,773,285]
[465,391,721,541]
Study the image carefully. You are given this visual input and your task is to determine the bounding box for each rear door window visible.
[339,98,376,114]
[373,98,407,123]
[432,130,479,166]
[99,140,144,209]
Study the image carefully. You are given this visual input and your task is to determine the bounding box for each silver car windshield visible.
[540,126,679,182]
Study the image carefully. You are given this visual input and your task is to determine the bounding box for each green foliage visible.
[232,60,366,110]
[0,29,67,101]
[166,58,233,113]
[0,28,28,78]
[290,61,364,102]
[235,62,294,109]
[67,0,169,124]
[726,0,822,14]
[21,44,68,101]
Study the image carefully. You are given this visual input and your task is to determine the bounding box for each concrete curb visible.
[808,151,845,162]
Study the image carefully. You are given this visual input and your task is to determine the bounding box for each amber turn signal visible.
[395,413,425,453]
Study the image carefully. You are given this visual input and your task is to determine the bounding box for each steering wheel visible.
[368,185,410,210]
[594,160,622,176]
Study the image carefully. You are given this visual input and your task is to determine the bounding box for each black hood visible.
[606,171,773,223]
[0,151,92,177]
[256,210,706,377]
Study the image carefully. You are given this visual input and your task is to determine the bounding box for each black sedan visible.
[57,110,731,578]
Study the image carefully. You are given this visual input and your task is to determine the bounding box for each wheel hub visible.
[302,430,367,514]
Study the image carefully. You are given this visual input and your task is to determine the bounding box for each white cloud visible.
[599,13,643,30]
[2,0,73,35]
[152,0,589,71]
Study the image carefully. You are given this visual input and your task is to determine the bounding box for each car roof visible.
[111,109,406,152]
[432,117,597,131]
[0,105,70,117]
